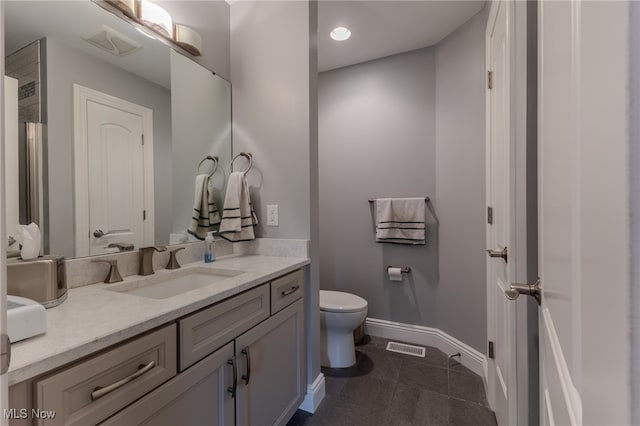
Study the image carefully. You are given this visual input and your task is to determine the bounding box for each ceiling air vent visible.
[83,25,141,56]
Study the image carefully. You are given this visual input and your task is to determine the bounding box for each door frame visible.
[73,84,154,257]
[486,0,538,424]
[485,1,518,423]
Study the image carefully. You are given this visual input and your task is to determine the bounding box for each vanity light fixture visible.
[103,0,203,57]
[330,26,351,41]
[139,0,173,38]
[174,24,202,56]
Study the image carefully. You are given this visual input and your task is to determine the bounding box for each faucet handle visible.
[92,259,123,283]
[166,247,185,270]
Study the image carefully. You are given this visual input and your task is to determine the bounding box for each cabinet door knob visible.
[241,347,252,385]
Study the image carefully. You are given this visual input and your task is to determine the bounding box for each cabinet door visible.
[235,299,306,426]
[100,342,235,426]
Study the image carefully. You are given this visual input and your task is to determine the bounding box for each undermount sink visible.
[106,267,246,299]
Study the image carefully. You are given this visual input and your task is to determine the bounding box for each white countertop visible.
[9,254,310,386]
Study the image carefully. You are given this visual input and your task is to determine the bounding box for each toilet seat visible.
[320,290,367,313]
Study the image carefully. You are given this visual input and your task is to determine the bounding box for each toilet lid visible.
[320,290,368,313]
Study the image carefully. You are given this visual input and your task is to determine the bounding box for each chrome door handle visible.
[486,247,508,263]
[94,229,105,238]
[505,277,541,305]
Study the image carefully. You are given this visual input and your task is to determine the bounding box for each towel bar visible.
[369,197,429,203]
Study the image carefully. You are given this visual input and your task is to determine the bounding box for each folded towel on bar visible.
[375,198,426,245]
[188,174,221,240]
[219,171,258,242]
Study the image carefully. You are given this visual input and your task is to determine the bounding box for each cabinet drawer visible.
[270,269,304,314]
[179,284,270,370]
[100,342,235,426]
[35,324,177,426]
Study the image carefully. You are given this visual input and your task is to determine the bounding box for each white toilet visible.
[320,290,368,368]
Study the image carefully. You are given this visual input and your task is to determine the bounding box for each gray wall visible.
[170,50,231,237]
[434,10,487,351]
[230,0,320,391]
[162,1,230,81]
[230,1,311,240]
[631,1,640,422]
[45,38,172,257]
[319,48,438,327]
[318,9,487,352]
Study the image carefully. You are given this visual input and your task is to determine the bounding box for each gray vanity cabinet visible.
[100,342,235,426]
[8,268,307,426]
[235,299,306,426]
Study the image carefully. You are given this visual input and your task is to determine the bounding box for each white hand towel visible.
[375,198,425,245]
[219,172,258,242]
[188,174,221,240]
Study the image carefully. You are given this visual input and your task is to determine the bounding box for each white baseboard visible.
[365,318,488,381]
[298,373,325,413]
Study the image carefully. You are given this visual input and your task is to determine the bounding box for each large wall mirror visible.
[4,1,231,259]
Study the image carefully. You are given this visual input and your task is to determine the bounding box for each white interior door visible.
[87,101,144,255]
[486,1,517,424]
[4,77,18,253]
[74,85,155,256]
[538,0,631,424]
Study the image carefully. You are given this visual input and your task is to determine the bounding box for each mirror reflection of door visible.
[5,76,19,253]
[74,84,154,256]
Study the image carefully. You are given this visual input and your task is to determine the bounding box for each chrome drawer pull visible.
[281,285,300,297]
[91,360,155,401]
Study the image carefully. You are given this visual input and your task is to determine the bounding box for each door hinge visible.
[143,210,146,220]
[1,333,11,374]
[487,70,493,89]
[487,207,493,224]
[141,134,144,145]
[488,341,495,359]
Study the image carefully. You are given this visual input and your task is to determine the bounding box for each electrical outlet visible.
[267,204,279,226]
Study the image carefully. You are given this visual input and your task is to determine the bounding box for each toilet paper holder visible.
[387,265,411,274]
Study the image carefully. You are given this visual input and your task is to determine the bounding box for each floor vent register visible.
[385,341,426,357]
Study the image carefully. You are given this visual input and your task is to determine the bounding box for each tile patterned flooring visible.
[288,336,497,426]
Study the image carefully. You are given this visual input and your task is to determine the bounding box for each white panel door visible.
[74,84,155,257]
[4,77,18,252]
[486,1,517,424]
[87,101,145,255]
[538,0,630,424]
[538,0,579,424]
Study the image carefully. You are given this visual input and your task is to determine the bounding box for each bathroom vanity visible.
[7,255,308,426]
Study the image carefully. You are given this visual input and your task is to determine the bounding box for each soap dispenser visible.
[204,232,215,263]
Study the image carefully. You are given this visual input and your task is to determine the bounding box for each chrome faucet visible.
[138,246,167,276]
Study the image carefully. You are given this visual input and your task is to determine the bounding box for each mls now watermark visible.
[4,408,57,420]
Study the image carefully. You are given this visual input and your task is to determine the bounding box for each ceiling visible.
[5,1,172,88]
[318,1,486,72]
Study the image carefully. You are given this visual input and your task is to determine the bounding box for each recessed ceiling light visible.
[330,27,351,42]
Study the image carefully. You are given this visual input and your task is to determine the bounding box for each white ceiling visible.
[5,1,172,88]
[318,1,486,72]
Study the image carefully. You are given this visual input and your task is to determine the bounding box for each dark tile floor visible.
[287,336,497,426]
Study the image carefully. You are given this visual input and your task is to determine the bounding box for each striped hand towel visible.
[187,174,221,240]
[219,172,258,242]
[375,198,425,245]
